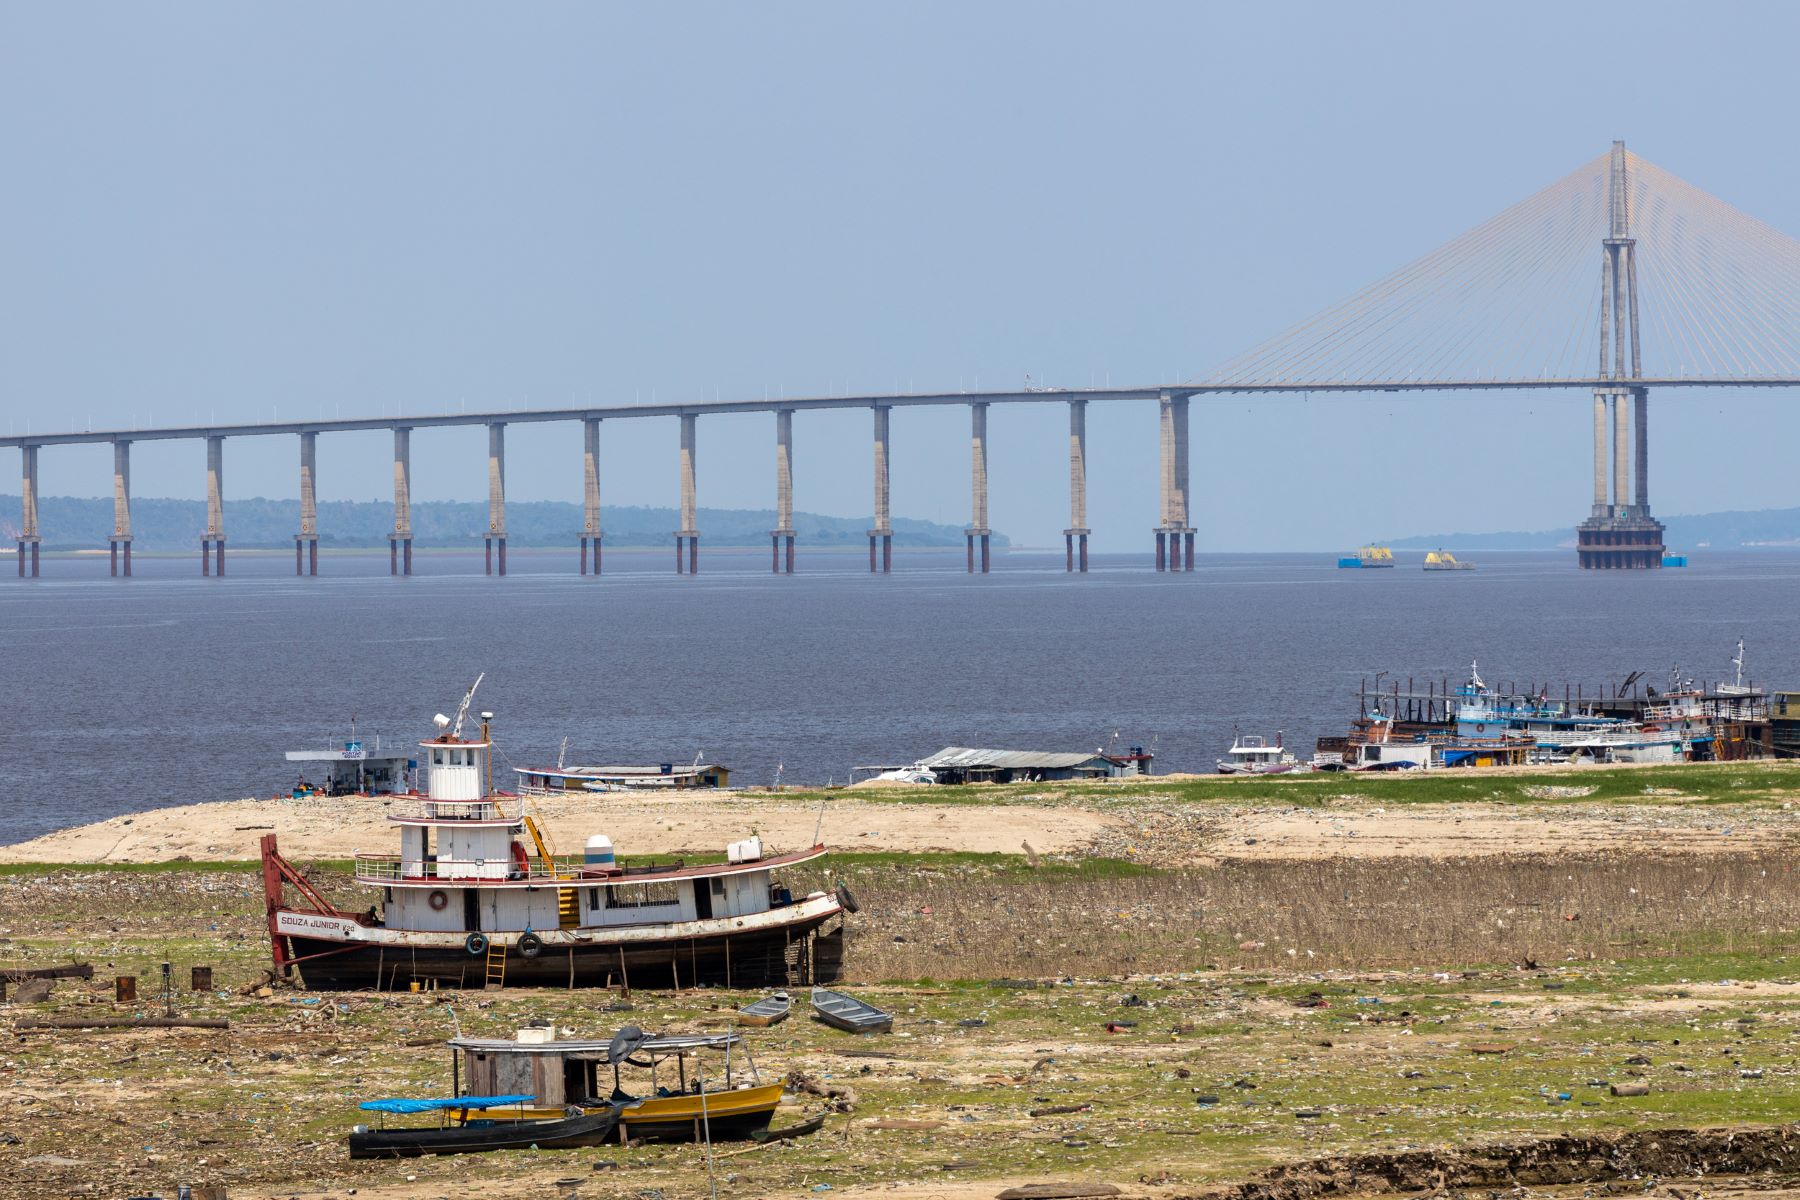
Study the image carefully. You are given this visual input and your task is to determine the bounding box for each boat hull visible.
[811,987,893,1033]
[286,919,843,991]
[348,1108,619,1159]
[620,1083,783,1142]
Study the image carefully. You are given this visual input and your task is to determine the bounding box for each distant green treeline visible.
[1390,506,1800,551]
[0,495,1004,551]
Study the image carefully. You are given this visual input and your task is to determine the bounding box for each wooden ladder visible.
[484,940,507,990]
[557,887,580,930]
[783,937,804,987]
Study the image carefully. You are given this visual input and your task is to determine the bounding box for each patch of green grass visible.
[763,760,1800,811]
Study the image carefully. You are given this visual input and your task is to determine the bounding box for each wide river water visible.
[5,545,1799,845]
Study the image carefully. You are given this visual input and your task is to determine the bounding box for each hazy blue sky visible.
[3,2,1797,550]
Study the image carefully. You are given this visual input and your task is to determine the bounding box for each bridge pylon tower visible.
[1577,140,1665,569]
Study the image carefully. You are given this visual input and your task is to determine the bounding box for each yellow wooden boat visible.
[450,1028,781,1142]
[616,1081,784,1141]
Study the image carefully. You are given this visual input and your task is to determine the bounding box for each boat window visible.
[604,882,683,909]
[710,877,728,896]
[586,888,602,912]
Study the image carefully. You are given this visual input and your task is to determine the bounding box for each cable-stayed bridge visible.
[8,141,1799,577]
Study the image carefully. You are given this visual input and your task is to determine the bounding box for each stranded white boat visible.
[260,679,847,991]
[1216,733,1310,775]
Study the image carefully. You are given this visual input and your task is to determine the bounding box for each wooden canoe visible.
[810,987,893,1034]
[737,991,792,1027]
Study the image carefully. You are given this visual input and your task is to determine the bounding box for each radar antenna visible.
[450,673,485,740]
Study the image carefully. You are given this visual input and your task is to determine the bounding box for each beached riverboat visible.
[259,680,846,991]
[1217,732,1310,775]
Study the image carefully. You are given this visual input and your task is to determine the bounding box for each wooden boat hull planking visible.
[347,1108,619,1159]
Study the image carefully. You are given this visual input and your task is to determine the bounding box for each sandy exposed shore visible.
[1199,802,1798,861]
[0,791,1115,864]
[6,780,1797,866]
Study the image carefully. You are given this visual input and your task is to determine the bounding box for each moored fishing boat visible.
[1217,732,1310,775]
[260,678,847,991]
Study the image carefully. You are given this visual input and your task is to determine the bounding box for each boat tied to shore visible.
[1216,732,1310,775]
[260,678,848,991]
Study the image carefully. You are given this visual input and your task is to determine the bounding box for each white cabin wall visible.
[442,826,517,879]
[400,826,428,876]
[493,889,563,930]
[725,870,771,917]
[577,885,695,928]
[387,888,472,933]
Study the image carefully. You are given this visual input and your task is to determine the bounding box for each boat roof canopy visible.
[359,1094,535,1113]
[449,1032,744,1057]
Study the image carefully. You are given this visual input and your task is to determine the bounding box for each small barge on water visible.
[261,681,848,991]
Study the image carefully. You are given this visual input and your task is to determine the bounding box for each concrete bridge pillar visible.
[1064,398,1089,573]
[17,445,39,578]
[966,402,990,573]
[869,405,892,573]
[486,423,506,576]
[111,440,132,577]
[581,417,602,576]
[1611,389,1630,514]
[1634,386,1649,513]
[1591,392,1608,515]
[772,408,795,574]
[296,432,318,576]
[391,427,412,576]
[203,435,225,576]
[676,413,698,574]
[1155,393,1194,571]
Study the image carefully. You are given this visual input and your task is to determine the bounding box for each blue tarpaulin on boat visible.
[359,1094,536,1114]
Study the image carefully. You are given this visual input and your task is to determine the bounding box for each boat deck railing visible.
[384,796,526,823]
[353,852,582,885]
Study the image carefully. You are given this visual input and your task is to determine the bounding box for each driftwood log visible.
[1,963,94,982]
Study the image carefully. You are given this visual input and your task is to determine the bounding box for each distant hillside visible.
[0,495,1003,551]
[1390,506,1800,551]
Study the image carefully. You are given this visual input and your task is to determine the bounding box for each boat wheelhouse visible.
[260,682,845,991]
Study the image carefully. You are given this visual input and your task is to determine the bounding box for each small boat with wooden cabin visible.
[810,987,893,1034]
[259,678,847,991]
[450,1027,783,1142]
[348,1094,620,1159]
[737,991,792,1027]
